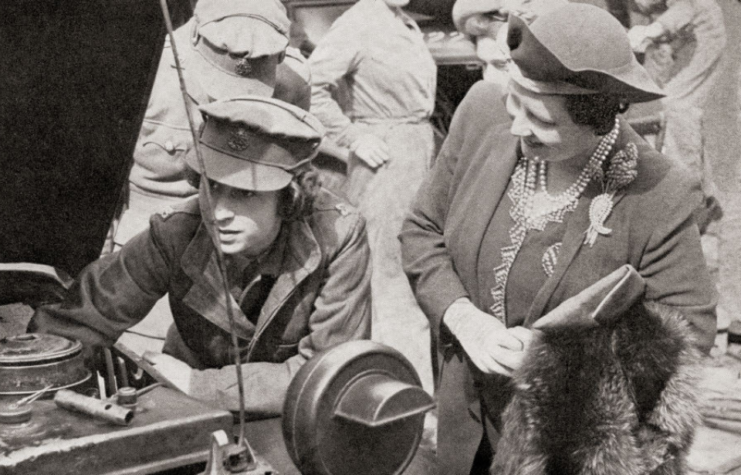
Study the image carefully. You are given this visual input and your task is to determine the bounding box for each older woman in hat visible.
[30,97,371,418]
[400,4,716,474]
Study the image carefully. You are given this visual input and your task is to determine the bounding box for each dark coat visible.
[399,81,716,475]
[30,188,371,417]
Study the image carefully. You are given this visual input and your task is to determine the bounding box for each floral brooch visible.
[585,143,638,247]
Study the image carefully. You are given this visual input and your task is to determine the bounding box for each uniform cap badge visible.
[227,128,252,151]
[235,56,253,77]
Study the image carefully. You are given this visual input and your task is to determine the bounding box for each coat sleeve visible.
[638,173,717,353]
[27,224,173,349]
[274,47,312,112]
[399,85,498,345]
[307,20,367,148]
[189,212,372,416]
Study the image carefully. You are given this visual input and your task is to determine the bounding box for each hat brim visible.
[508,12,665,103]
[185,146,292,192]
[198,17,289,57]
[187,39,276,101]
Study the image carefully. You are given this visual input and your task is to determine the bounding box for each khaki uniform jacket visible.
[31,189,371,417]
[400,81,717,475]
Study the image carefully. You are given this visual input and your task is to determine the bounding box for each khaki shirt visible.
[308,0,437,148]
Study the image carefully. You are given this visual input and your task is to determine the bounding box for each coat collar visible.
[448,117,639,326]
[524,116,637,325]
[180,218,322,341]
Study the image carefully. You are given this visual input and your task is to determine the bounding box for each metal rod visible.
[14,384,54,406]
[136,382,165,398]
[54,389,134,426]
[157,0,247,444]
[104,348,118,397]
[116,356,130,389]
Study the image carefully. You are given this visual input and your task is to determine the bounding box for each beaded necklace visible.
[489,118,620,324]
[528,118,620,226]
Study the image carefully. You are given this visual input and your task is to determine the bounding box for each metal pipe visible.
[103,348,118,396]
[116,356,130,389]
[157,0,247,445]
[54,389,134,426]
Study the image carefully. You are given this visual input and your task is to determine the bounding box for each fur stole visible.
[491,302,702,475]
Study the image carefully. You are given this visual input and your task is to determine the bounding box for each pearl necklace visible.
[530,118,620,220]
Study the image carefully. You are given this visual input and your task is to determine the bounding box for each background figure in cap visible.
[401,4,715,474]
[105,0,311,353]
[628,0,726,223]
[108,0,311,254]
[451,0,565,90]
[30,97,372,417]
[308,0,437,393]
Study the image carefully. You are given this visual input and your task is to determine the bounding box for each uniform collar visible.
[225,226,287,283]
[179,217,321,339]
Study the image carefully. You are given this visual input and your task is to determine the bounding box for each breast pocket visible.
[136,123,191,175]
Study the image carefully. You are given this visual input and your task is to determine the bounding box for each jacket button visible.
[165,140,175,152]
[335,203,349,216]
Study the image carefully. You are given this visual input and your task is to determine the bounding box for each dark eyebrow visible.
[483,11,508,22]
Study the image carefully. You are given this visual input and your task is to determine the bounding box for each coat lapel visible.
[524,117,635,326]
[252,220,321,342]
[180,223,255,340]
[180,220,322,345]
[523,194,592,326]
[447,124,518,306]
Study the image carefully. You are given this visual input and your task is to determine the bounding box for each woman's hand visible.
[351,134,390,168]
[443,298,533,376]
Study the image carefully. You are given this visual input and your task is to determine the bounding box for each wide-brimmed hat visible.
[507,3,664,103]
[187,0,291,99]
[186,96,324,192]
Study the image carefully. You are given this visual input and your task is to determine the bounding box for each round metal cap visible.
[0,403,32,424]
[0,333,83,364]
[117,387,138,407]
[0,333,91,396]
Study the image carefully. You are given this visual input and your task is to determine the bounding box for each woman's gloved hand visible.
[350,133,390,168]
[443,298,533,376]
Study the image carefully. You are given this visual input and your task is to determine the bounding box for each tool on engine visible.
[54,389,134,426]
[112,381,164,408]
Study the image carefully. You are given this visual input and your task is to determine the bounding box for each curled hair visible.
[183,163,321,221]
[565,94,630,135]
[278,164,321,221]
[184,165,201,189]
